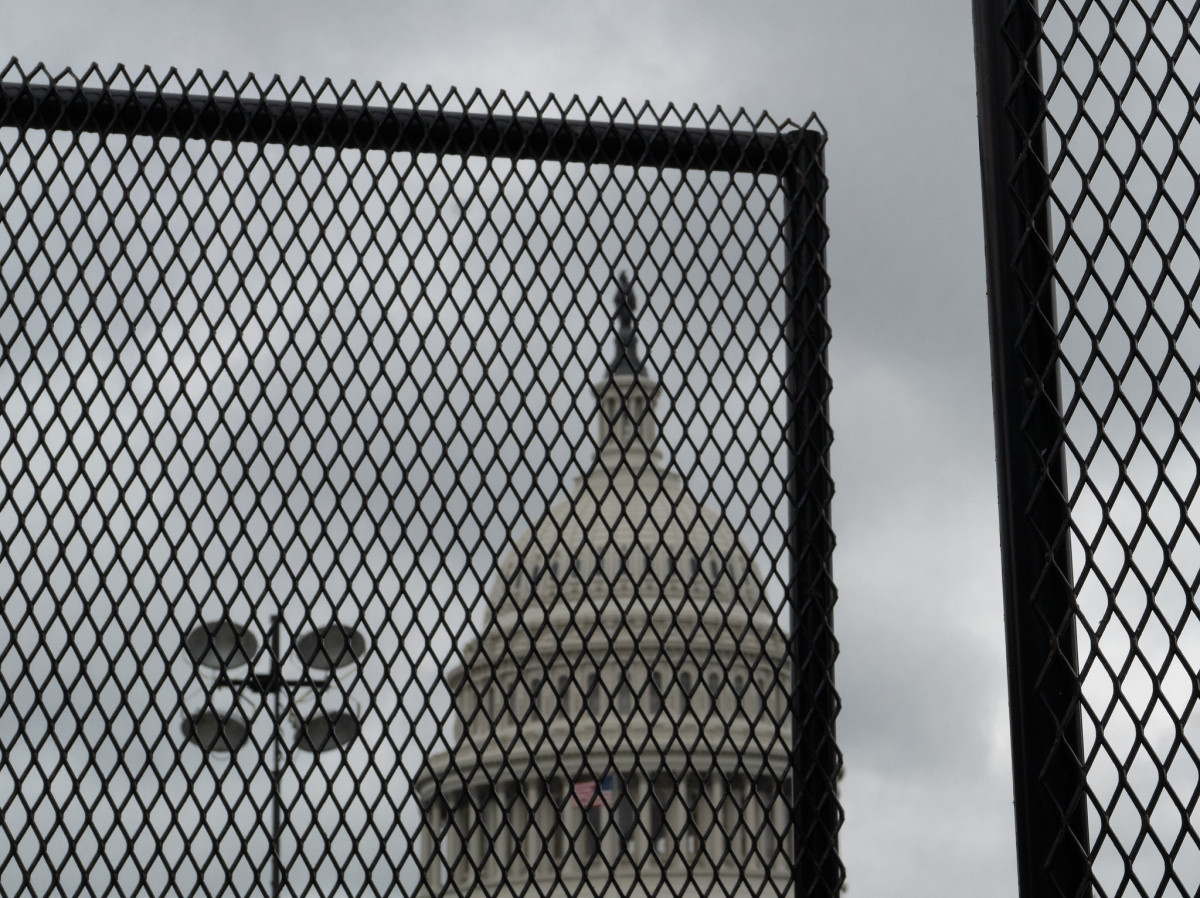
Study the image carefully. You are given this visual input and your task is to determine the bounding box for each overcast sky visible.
[1,3,1013,897]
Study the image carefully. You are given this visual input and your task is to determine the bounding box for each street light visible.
[181,615,367,898]
[185,618,260,671]
[180,691,251,753]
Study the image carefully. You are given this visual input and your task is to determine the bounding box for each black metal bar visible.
[972,2,1091,897]
[0,80,794,175]
[269,615,284,898]
[783,127,841,898]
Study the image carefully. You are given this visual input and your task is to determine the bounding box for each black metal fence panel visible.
[0,62,839,898]
[975,2,1200,897]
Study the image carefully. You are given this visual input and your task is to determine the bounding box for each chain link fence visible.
[0,61,839,898]
[976,2,1200,897]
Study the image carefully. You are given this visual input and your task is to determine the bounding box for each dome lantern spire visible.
[592,271,661,468]
[612,270,643,375]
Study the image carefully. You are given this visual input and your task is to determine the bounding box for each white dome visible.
[489,452,768,623]
[417,278,793,898]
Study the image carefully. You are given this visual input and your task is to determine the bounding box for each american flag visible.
[570,775,614,808]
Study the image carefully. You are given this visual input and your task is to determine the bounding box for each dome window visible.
[583,797,603,862]
[707,671,722,706]
[528,677,543,718]
[682,774,702,860]
[708,556,722,581]
[556,674,572,715]
[678,665,700,714]
[501,676,517,724]
[648,670,664,717]
[613,775,637,850]
[758,677,774,717]
[549,776,568,861]
[650,549,668,586]
[651,772,673,856]
[748,677,768,720]
[587,671,603,715]
[728,556,744,583]
[615,674,633,716]
[525,557,543,584]
[619,549,634,580]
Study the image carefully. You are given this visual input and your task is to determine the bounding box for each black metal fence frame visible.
[0,69,840,898]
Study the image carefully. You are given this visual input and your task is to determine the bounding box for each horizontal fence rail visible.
[0,79,798,173]
[0,61,840,898]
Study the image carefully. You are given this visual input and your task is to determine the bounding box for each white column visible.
[602,777,621,868]
[706,773,727,873]
[419,801,436,883]
[509,781,530,881]
[724,773,744,864]
[562,784,583,879]
[491,791,506,881]
[469,791,486,883]
[688,773,704,862]
[694,772,715,873]
[631,772,650,865]
[755,778,780,876]
[723,776,742,864]
[531,779,553,882]
[746,778,765,877]
[586,802,604,867]
[448,801,465,887]
[771,786,790,877]
[434,800,450,890]
[666,774,686,868]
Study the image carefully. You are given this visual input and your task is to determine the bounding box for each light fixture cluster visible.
[180,617,368,755]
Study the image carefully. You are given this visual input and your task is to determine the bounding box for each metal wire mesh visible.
[0,62,839,898]
[977,2,1200,897]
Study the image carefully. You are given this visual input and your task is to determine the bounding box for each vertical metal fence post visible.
[784,128,842,898]
[269,615,285,898]
[972,3,1092,896]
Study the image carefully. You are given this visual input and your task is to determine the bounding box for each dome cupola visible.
[482,273,774,641]
[590,271,663,471]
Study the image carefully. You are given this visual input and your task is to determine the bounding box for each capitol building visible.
[416,275,793,897]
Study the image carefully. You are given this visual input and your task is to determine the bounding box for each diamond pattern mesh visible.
[979,2,1200,897]
[0,62,839,898]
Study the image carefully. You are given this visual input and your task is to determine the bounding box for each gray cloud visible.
[2,3,1014,897]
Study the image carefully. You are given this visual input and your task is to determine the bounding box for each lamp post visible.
[181,615,367,898]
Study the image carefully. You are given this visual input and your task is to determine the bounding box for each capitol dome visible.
[416,274,793,898]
